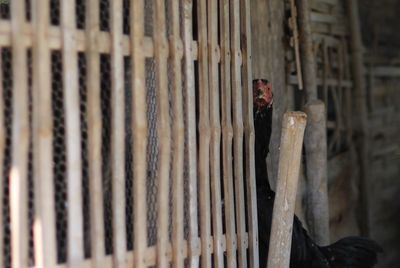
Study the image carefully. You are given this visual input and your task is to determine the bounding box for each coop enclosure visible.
[0,0,259,267]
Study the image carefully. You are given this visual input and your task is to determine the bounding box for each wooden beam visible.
[267,112,307,268]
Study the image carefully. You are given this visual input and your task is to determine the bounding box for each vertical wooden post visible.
[240,0,259,266]
[181,0,200,266]
[230,0,247,266]
[208,0,224,266]
[10,0,29,267]
[111,0,127,266]
[86,0,106,265]
[220,0,237,266]
[197,0,212,267]
[0,48,3,268]
[131,0,148,267]
[61,0,85,262]
[303,100,330,245]
[32,0,57,267]
[297,0,330,244]
[346,0,370,236]
[267,112,307,268]
[169,0,185,267]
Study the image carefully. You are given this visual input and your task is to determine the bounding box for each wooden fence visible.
[0,0,259,267]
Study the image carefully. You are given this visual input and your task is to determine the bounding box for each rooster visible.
[253,79,382,268]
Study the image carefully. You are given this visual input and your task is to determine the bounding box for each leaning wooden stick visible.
[267,111,307,268]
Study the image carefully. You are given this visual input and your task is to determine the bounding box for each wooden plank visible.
[61,0,85,263]
[197,0,212,266]
[0,47,3,268]
[240,0,259,266]
[110,0,127,266]
[207,0,223,266]
[230,0,247,266]
[85,0,106,265]
[371,66,400,77]
[169,0,185,267]
[131,0,148,267]
[267,112,307,268]
[154,0,171,266]
[181,0,199,266]
[10,0,29,267]
[219,0,237,266]
[31,0,57,267]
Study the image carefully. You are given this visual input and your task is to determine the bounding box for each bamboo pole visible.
[303,100,330,246]
[220,0,237,266]
[110,0,127,266]
[131,0,148,267]
[169,0,185,267]
[240,0,259,266]
[154,0,171,266]
[197,0,212,266]
[10,0,29,267]
[31,0,57,267]
[289,0,304,89]
[230,0,247,266]
[61,0,85,262]
[267,112,307,268]
[0,47,3,268]
[346,0,370,236]
[86,0,106,265]
[207,0,223,266]
[181,0,200,267]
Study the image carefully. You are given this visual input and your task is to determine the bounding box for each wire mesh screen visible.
[0,0,257,267]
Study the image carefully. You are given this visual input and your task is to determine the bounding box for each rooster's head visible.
[253,79,273,111]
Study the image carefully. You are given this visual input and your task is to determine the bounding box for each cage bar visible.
[85,0,106,264]
[110,0,127,266]
[10,0,29,267]
[61,0,84,262]
[31,0,57,267]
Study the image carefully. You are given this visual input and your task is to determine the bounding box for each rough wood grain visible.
[267,112,307,268]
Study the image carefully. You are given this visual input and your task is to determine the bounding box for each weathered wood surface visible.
[304,100,330,245]
[267,112,307,268]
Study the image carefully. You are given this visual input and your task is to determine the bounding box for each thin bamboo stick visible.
[131,0,148,267]
[219,0,237,266]
[169,0,185,267]
[0,47,4,268]
[267,112,307,268]
[110,0,127,266]
[31,0,57,267]
[85,0,106,265]
[10,0,29,267]
[197,0,212,266]
[240,0,259,266]
[61,0,84,262]
[207,0,223,266]
[289,0,304,89]
[181,0,200,266]
[154,0,171,266]
[230,0,247,266]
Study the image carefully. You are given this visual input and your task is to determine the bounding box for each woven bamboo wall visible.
[0,1,259,267]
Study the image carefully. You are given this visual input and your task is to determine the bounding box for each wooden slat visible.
[110,0,127,266]
[267,112,307,268]
[240,0,259,266]
[230,0,247,266]
[169,0,185,267]
[31,0,57,267]
[154,0,171,267]
[85,0,106,265]
[207,0,223,266]
[10,1,29,267]
[131,0,148,267]
[181,0,200,266]
[0,48,4,268]
[61,0,84,262]
[219,0,237,266]
[197,0,212,266]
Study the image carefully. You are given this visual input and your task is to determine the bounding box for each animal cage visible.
[0,0,259,267]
